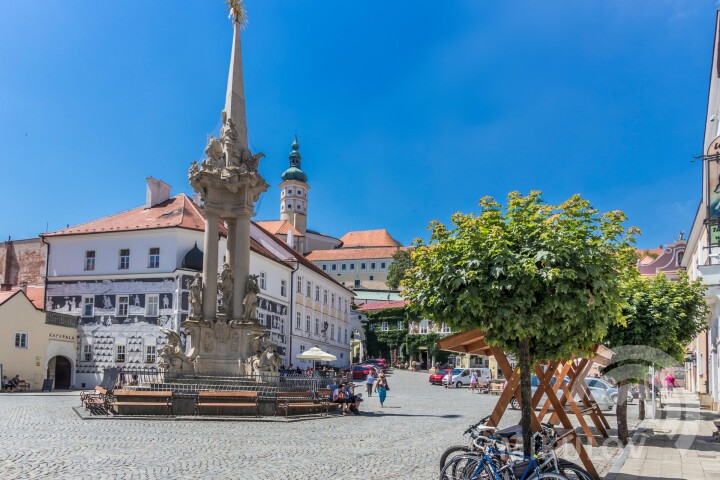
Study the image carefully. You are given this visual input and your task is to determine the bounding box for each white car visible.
[442,368,492,388]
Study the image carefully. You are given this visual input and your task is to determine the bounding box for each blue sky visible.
[0,1,717,249]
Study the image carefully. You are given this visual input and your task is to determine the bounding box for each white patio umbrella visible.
[296,347,336,369]
[296,347,337,362]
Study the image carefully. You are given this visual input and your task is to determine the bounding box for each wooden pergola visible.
[438,330,614,480]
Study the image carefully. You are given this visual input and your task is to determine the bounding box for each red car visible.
[366,358,387,368]
[351,365,375,380]
[429,369,450,385]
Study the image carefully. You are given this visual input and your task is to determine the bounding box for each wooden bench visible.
[17,380,30,392]
[488,382,504,395]
[110,390,173,416]
[195,391,259,417]
[317,388,342,412]
[80,386,110,415]
[275,391,326,418]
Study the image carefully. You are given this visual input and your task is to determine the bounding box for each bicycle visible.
[440,433,569,480]
[440,419,591,480]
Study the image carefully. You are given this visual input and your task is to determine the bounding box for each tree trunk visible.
[518,338,533,456]
[616,379,629,445]
[638,380,646,420]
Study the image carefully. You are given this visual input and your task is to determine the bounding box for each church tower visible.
[279,135,309,236]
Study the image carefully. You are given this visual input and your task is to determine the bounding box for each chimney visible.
[287,229,295,249]
[146,178,171,208]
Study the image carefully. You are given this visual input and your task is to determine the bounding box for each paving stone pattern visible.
[0,370,637,479]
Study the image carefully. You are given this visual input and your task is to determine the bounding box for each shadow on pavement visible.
[610,476,684,480]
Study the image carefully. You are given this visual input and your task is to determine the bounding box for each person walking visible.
[470,370,478,393]
[665,372,675,398]
[365,371,375,397]
[375,372,389,407]
[444,370,453,389]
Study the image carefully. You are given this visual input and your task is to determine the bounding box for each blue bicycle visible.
[439,427,569,480]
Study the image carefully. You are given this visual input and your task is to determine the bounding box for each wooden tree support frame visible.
[438,330,614,480]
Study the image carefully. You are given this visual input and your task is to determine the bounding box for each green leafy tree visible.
[402,191,637,455]
[604,271,708,443]
[386,249,413,290]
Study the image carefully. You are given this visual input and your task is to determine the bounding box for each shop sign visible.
[49,332,76,342]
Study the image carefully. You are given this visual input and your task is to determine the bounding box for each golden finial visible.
[225,0,248,28]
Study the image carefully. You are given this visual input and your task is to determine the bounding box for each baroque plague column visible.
[162,1,277,375]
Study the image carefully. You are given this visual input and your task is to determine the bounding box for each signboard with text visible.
[711,224,720,246]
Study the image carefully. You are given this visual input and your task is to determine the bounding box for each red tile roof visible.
[254,223,355,295]
[43,195,227,237]
[24,286,45,310]
[357,300,408,311]
[0,288,43,310]
[0,290,20,307]
[339,230,402,248]
[637,248,663,266]
[306,246,408,262]
[256,220,304,237]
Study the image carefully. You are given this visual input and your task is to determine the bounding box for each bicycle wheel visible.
[556,460,592,480]
[439,454,488,480]
[439,445,472,471]
[536,473,571,479]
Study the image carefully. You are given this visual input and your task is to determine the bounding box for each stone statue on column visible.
[189,273,203,319]
[218,263,234,316]
[242,274,260,322]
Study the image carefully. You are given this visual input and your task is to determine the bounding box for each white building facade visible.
[682,11,720,412]
[42,181,311,386]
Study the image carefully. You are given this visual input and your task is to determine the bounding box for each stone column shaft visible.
[203,211,220,319]
[225,218,237,273]
[233,213,250,322]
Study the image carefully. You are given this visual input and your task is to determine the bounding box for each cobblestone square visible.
[0,370,637,479]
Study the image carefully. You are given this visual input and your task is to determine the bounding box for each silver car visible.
[510,375,614,411]
[585,378,633,405]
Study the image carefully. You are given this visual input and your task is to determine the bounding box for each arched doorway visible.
[48,356,72,389]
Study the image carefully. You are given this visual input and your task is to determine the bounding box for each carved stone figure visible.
[188,161,199,179]
[158,328,194,373]
[238,149,264,173]
[251,331,273,355]
[203,137,225,170]
[189,273,202,319]
[220,112,240,166]
[242,274,260,322]
[218,263,233,316]
[251,344,280,376]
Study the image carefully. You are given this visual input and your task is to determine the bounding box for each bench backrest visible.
[114,390,172,397]
[277,391,313,400]
[198,391,257,399]
[95,386,108,395]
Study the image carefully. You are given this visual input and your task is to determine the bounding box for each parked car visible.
[442,368,493,388]
[585,378,633,404]
[509,375,614,411]
[350,365,375,380]
[365,358,387,369]
[429,369,450,385]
